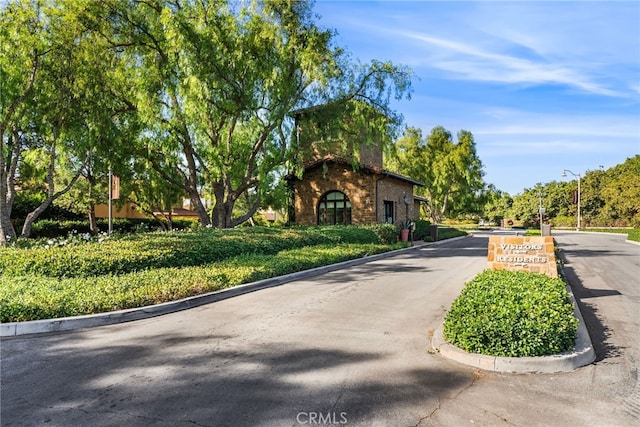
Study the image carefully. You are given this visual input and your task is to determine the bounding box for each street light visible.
[562,169,581,230]
[538,191,545,233]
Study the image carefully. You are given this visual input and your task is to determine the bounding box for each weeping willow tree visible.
[87,0,411,228]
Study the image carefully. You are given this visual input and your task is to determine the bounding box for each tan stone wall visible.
[306,140,382,168]
[487,236,557,278]
[375,177,415,224]
[292,164,416,226]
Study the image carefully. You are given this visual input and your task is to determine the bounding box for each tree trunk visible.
[0,163,16,244]
[20,136,86,238]
[0,130,20,244]
[188,188,210,228]
[0,181,16,246]
[21,200,53,238]
[167,209,173,232]
[88,203,97,235]
[231,196,261,228]
[211,199,233,229]
[211,183,228,228]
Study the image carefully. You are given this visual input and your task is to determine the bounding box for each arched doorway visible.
[317,191,352,225]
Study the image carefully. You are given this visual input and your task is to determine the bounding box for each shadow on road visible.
[1,331,471,426]
[558,254,623,362]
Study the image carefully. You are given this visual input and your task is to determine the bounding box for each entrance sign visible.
[487,236,557,278]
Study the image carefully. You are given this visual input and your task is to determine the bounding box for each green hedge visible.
[436,227,467,240]
[0,243,401,322]
[0,225,399,278]
[413,220,433,241]
[443,270,578,357]
[27,218,196,238]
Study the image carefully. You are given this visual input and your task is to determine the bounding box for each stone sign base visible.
[488,236,557,278]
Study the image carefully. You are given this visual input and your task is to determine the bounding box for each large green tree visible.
[387,126,485,223]
[89,0,411,228]
[503,156,639,228]
[1,0,135,241]
[0,0,43,243]
[598,156,640,226]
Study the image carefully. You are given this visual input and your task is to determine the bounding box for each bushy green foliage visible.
[0,226,399,279]
[359,223,400,244]
[436,227,467,240]
[11,194,84,222]
[443,270,578,357]
[27,218,196,238]
[412,220,433,241]
[0,243,402,322]
[3,224,490,322]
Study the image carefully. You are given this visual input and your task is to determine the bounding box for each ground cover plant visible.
[0,225,404,322]
[443,269,578,357]
[0,225,397,278]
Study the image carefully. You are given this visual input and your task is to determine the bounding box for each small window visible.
[383,200,394,224]
[318,191,352,225]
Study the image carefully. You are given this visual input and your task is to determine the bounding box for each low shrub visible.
[0,225,402,278]
[443,270,578,357]
[0,243,403,322]
[413,220,433,241]
[360,223,400,245]
[27,218,197,238]
[436,227,467,240]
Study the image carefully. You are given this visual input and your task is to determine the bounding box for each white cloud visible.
[314,1,640,194]
[329,2,639,99]
[391,30,627,98]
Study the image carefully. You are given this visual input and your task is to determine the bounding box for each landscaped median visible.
[0,225,407,324]
[431,269,595,373]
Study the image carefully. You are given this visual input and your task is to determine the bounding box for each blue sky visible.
[312,0,640,195]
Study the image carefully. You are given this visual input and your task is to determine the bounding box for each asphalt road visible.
[1,232,638,426]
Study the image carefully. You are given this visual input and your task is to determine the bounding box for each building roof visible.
[286,155,425,187]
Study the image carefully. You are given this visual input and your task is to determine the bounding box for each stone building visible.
[286,102,424,226]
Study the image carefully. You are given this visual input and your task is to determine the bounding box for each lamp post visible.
[562,169,581,230]
[538,191,545,233]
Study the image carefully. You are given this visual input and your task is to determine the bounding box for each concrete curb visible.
[430,266,596,373]
[1,235,469,337]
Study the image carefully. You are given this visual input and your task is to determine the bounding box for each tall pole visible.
[538,191,543,233]
[108,167,113,235]
[562,169,581,231]
[577,174,581,231]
